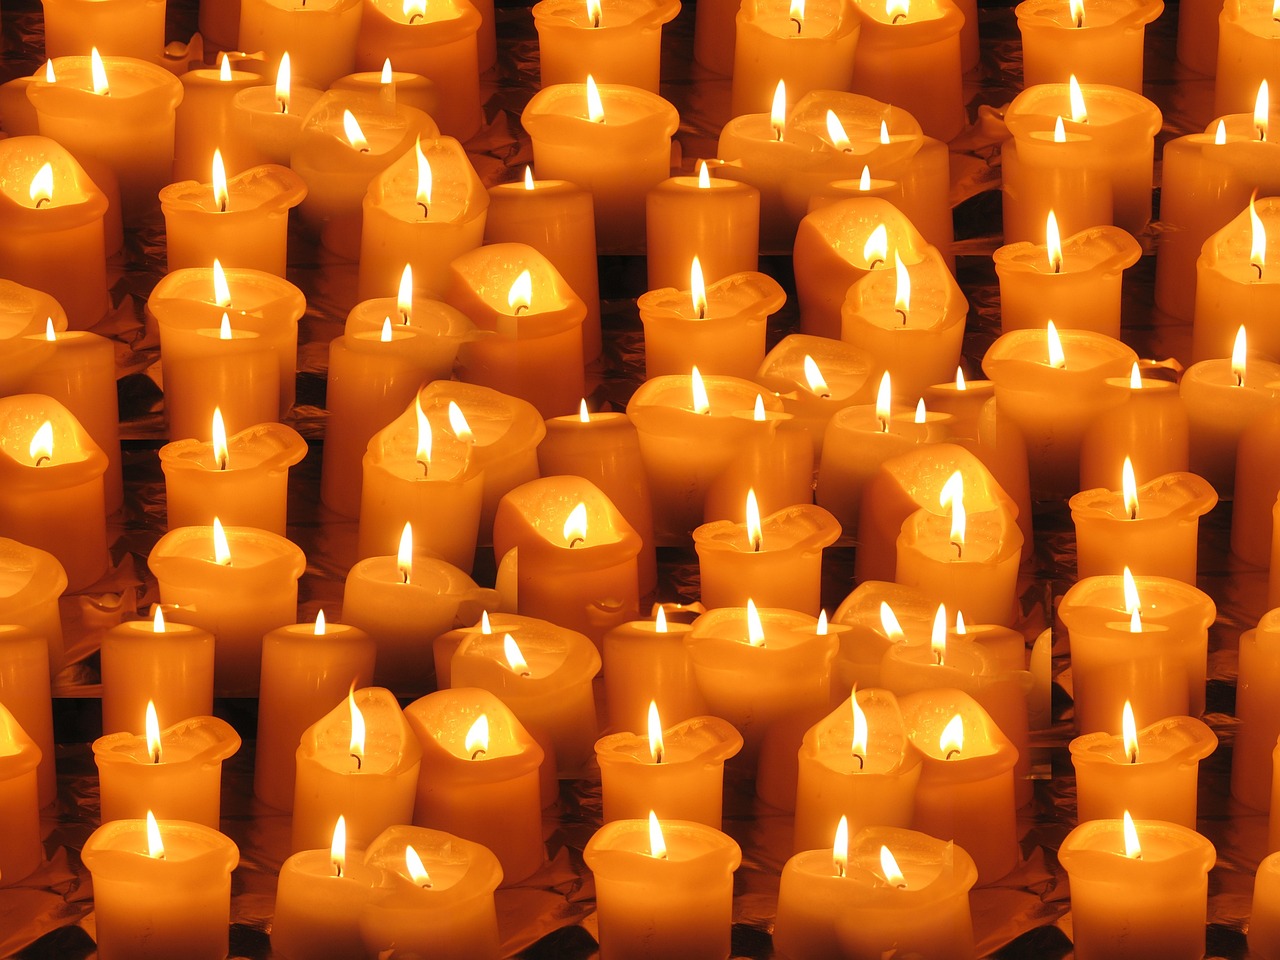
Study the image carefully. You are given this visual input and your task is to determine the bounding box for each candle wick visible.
[568,536,585,548]
[219,198,227,213]
[278,99,288,115]
[654,745,664,764]
[1053,261,1062,275]
[852,752,864,770]
[952,541,962,558]
[1254,262,1264,280]
[151,748,161,764]
[835,862,845,878]
[1127,749,1138,764]
[789,16,802,31]
[217,454,228,471]
[891,12,906,21]
[591,11,601,25]
[868,258,885,269]
[420,879,433,888]
[35,197,49,209]
[334,863,342,878]
[697,306,706,320]
[933,650,943,666]
[408,11,422,21]
[418,201,429,218]
[1129,505,1137,521]
[401,570,410,585]
[895,308,908,325]
[878,417,888,434]
[1237,372,1245,387]
[470,747,486,760]
[945,748,961,760]
[514,304,528,315]
[34,455,51,467]
[417,459,430,477]
[520,669,531,678]
[350,753,363,770]
[359,147,370,154]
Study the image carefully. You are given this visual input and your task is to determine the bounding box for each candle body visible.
[717,117,827,251]
[1215,0,1280,116]
[0,538,67,677]
[1194,197,1280,362]
[1016,0,1163,91]
[602,618,705,733]
[1231,612,1280,811]
[646,175,760,291]
[1079,378,1190,491]
[532,0,680,91]
[0,626,57,806]
[100,619,215,737]
[1251,853,1280,960]
[172,68,268,182]
[1000,132,1114,244]
[42,0,166,59]
[271,850,383,960]
[1180,356,1280,494]
[238,0,363,87]
[0,702,42,885]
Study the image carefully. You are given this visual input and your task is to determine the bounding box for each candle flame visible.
[746,598,766,647]
[875,371,892,432]
[465,713,489,758]
[219,312,232,340]
[44,59,55,83]
[1122,700,1139,763]
[315,609,326,635]
[851,691,868,758]
[381,59,394,84]
[939,713,964,757]
[879,601,904,640]
[880,845,905,886]
[405,845,431,887]
[1046,320,1066,369]
[416,139,432,215]
[29,420,53,465]
[349,687,366,765]
[213,259,231,308]
[864,224,888,268]
[563,501,588,546]
[753,393,766,421]
[90,47,110,96]
[1054,115,1066,142]
[825,110,850,151]
[832,815,848,877]
[879,120,890,144]
[212,517,231,565]
[1233,325,1248,385]
[508,269,533,314]
[403,0,426,19]
[524,166,536,190]
[587,0,602,26]
[579,398,591,422]
[276,52,291,113]
[698,161,711,189]
[212,149,228,212]
[803,354,830,398]
[894,254,911,318]
[956,367,966,389]
[504,633,530,674]
[914,398,926,423]
[331,815,346,877]
[940,470,965,554]
[886,0,909,20]
[655,606,668,632]
[746,488,763,551]
[770,80,787,141]
[1046,210,1063,273]
[931,602,948,666]
[647,700,665,763]
[146,810,165,859]
[45,317,56,342]
[955,610,966,634]
[1216,119,1227,144]
[380,316,393,342]
[859,166,872,191]
[448,401,472,442]
[1069,0,1084,26]
[153,606,166,633]
[212,407,229,470]
[648,810,667,859]
[1069,75,1088,123]
[398,264,414,322]
[1130,362,1142,389]
[397,522,413,583]
[790,0,805,28]
[416,397,432,467]
[1122,565,1141,618]
[343,110,369,151]
[691,366,710,414]
[28,162,53,207]
[1122,456,1138,519]
[818,610,828,634]
[586,74,605,123]
[1122,810,1142,859]
[145,700,162,763]
[480,610,492,633]
[1251,195,1267,277]
[1256,80,1270,142]
[690,256,707,319]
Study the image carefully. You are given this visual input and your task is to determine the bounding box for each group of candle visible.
[0,0,1279,954]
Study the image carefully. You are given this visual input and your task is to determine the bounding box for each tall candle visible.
[0,701,42,885]
[237,0,363,87]
[100,610,215,738]
[0,625,57,807]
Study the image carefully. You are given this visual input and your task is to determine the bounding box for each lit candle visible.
[0,701,42,886]
[225,55,323,171]
[1193,195,1280,361]
[237,0,364,87]
[0,279,65,393]
[1001,111,1113,244]
[172,56,268,182]
[330,62,440,118]
[602,607,706,733]
[0,537,67,678]
[100,608,214,738]
[1078,367,1191,491]
[1232,399,1280,566]
[0,625,56,807]
[532,0,681,91]
[1015,0,1164,91]
[827,580,934,693]
[645,162,760,291]
[1216,1,1280,116]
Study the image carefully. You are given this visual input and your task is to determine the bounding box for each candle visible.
[693,499,841,615]
[357,136,488,301]
[290,91,439,259]
[701,398,815,526]
[42,0,166,60]
[0,701,42,886]
[148,522,307,695]
[445,242,588,418]
[0,394,108,592]
[899,688,1019,884]
[237,0,363,87]
[847,0,966,142]
[1070,465,1217,582]
[523,79,681,252]
[1058,815,1216,960]
[982,324,1137,498]
[827,580,933,697]
[485,170,602,362]
[254,612,376,811]
[492,476,643,646]
[1252,852,1280,959]
[172,58,268,182]
[28,53,184,223]
[94,706,241,827]
[730,0,861,118]
[81,814,240,960]
[0,136,109,330]
[993,219,1142,338]
[225,61,323,172]
[0,538,67,677]
[1232,397,1280,567]
[100,609,214,738]
[1059,571,1216,733]
[404,688,547,884]
[330,65,440,119]
[1015,0,1164,91]
[292,686,423,852]
[358,825,504,960]
[1194,196,1280,360]
[1070,705,1217,827]
[646,163,760,291]
[1216,0,1280,116]
[1231,609,1280,811]
[0,625,56,807]
[532,0,681,91]
[0,280,66,394]
[158,160,307,275]
[583,815,742,960]
[596,708,743,826]
[1079,370,1191,491]
[1176,0,1222,74]
[159,418,307,534]
[775,824,977,960]
[792,688,923,853]
[353,0,484,139]
[450,616,602,775]
[694,0,742,74]
[272,816,384,960]
[602,608,707,733]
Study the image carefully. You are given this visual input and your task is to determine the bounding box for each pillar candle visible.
[1176,0,1222,73]
[646,164,760,291]
[693,0,739,73]
[596,711,742,826]
[404,688,546,884]
[41,0,166,60]
[94,711,241,827]
[1194,196,1280,361]
[493,475,643,647]
[1079,372,1191,491]
[1251,852,1280,959]
[1059,572,1216,733]
[0,136,109,330]
[639,268,786,380]
[1231,609,1280,811]
[292,686,422,852]
[357,137,488,300]
[701,401,815,525]
[159,162,307,275]
[1058,816,1216,960]
[254,614,376,811]
[532,0,680,91]
[358,825,504,960]
[0,281,65,395]
[225,67,323,172]
[1215,0,1280,116]
[0,394,108,592]
[899,688,1019,884]
[1015,0,1163,91]
[0,626,56,808]
[1000,116,1113,244]
[0,702,42,886]
[445,242,588,418]
[172,59,268,182]
[148,523,306,695]
[602,609,705,733]
[238,0,363,87]
[100,611,214,737]
[159,420,307,534]
[583,816,742,960]
[1234,405,1280,566]
[0,538,66,677]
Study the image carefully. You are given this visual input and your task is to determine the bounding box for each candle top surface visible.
[0,393,105,474]
[1068,471,1218,523]
[852,0,963,29]
[1202,196,1280,280]
[900,688,1014,765]
[1223,0,1280,32]
[300,686,421,775]
[1058,817,1216,872]
[0,536,65,604]
[404,687,545,769]
[300,93,439,156]
[638,271,786,324]
[794,825,977,897]
[757,333,876,404]
[1005,82,1163,136]
[1069,714,1217,766]
[596,714,744,766]
[801,196,927,264]
[584,817,743,869]
[993,224,1142,277]
[158,163,307,216]
[31,55,183,106]
[259,0,360,13]
[693,502,842,554]
[0,136,105,215]
[788,91,924,165]
[842,247,965,332]
[81,817,240,875]
[454,618,601,683]
[93,715,241,768]
[150,266,306,320]
[628,372,783,419]
[532,0,681,29]
[446,242,586,335]
[900,505,1022,564]
[365,136,488,224]
[688,605,829,655]
[1015,0,1164,30]
[493,475,638,555]
[1059,573,1216,629]
[148,523,307,577]
[369,0,479,24]
[738,0,861,38]
[523,82,680,137]
[159,421,307,474]
[802,687,919,775]
[982,327,1138,381]
[364,824,503,898]
[417,381,546,458]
